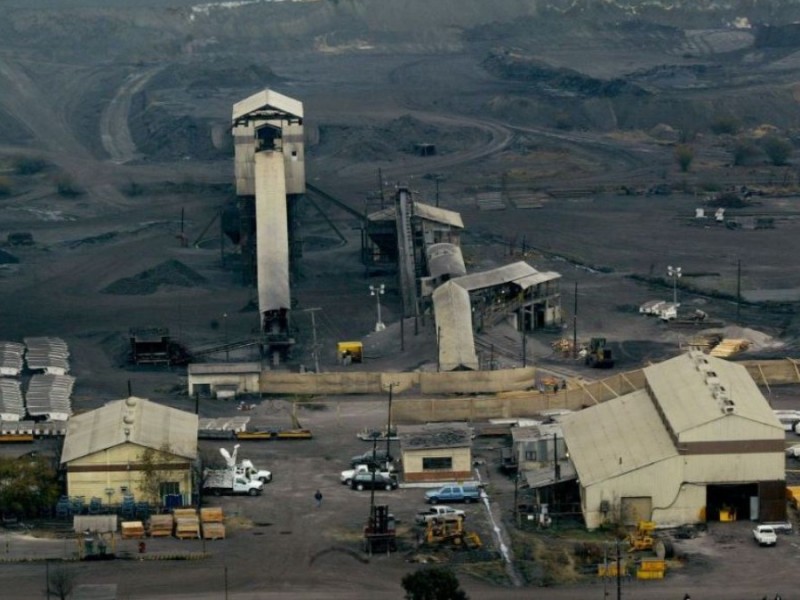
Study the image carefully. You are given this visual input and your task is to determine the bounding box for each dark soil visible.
[102,259,206,295]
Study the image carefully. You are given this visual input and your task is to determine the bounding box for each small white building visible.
[187,362,262,398]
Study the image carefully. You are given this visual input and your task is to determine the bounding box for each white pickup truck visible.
[753,524,778,546]
[415,505,466,525]
[340,463,393,485]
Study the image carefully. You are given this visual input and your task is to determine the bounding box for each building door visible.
[621,496,652,526]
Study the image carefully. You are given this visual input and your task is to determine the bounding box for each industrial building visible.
[187,362,261,399]
[398,422,473,483]
[561,351,785,529]
[232,89,305,363]
[61,397,198,507]
[452,261,562,333]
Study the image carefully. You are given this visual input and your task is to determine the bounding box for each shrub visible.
[710,116,740,135]
[674,144,694,172]
[13,156,47,175]
[762,135,793,166]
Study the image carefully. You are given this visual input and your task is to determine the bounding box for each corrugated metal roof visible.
[413,203,464,228]
[25,374,74,420]
[24,337,70,374]
[0,379,24,421]
[523,461,577,489]
[0,341,24,376]
[453,261,558,292]
[188,362,261,375]
[232,88,303,123]
[561,389,678,487]
[255,151,290,314]
[511,423,563,443]
[432,281,478,371]
[398,422,473,450]
[367,202,464,229]
[61,397,198,464]
[426,243,466,279]
[645,352,779,435]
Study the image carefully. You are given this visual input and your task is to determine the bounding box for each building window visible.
[524,451,536,461]
[159,482,180,497]
[422,457,452,470]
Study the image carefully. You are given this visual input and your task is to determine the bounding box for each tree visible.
[47,564,76,600]
[402,567,468,600]
[139,444,175,505]
[0,455,61,518]
[731,139,760,166]
[762,135,793,166]
[674,144,694,173]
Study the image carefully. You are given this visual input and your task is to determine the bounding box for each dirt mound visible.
[129,98,224,161]
[102,259,206,295]
[311,115,486,162]
[149,61,285,92]
[483,50,649,98]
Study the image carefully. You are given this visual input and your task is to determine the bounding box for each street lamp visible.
[369,284,386,332]
[667,266,682,305]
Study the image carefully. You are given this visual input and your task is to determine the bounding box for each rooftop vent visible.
[125,397,137,407]
[123,415,134,425]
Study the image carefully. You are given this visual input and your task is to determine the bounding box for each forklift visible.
[584,337,615,368]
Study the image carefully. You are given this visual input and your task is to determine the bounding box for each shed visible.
[61,397,198,507]
[188,362,262,398]
[562,352,785,529]
[398,422,473,483]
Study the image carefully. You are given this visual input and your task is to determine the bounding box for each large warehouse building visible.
[561,351,785,529]
[61,397,198,508]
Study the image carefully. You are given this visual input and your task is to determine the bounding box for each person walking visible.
[314,489,323,508]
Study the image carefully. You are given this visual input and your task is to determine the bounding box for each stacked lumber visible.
[173,508,200,540]
[148,514,173,538]
[121,521,146,539]
[200,507,225,540]
[709,338,750,358]
[551,338,576,356]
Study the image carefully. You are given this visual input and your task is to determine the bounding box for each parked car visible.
[350,449,393,468]
[415,505,466,525]
[350,471,398,491]
[753,524,777,547]
[340,463,394,485]
[425,484,481,504]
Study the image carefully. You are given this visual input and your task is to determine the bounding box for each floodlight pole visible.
[385,382,399,460]
[667,265,682,305]
[370,284,386,332]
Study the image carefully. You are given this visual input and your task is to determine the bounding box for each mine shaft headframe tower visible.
[232,89,305,365]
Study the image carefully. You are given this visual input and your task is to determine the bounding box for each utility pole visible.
[303,308,322,373]
[522,334,527,367]
[385,382,399,460]
[435,176,440,208]
[223,312,229,362]
[378,168,385,209]
[616,538,622,600]
[736,259,742,324]
[572,282,578,359]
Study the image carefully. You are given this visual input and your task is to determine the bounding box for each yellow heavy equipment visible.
[423,516,481,550]
[628,520,656,552]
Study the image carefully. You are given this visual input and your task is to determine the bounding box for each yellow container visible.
[639,559,666,572]
[597,562,627,577]
[636,569,664,580]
